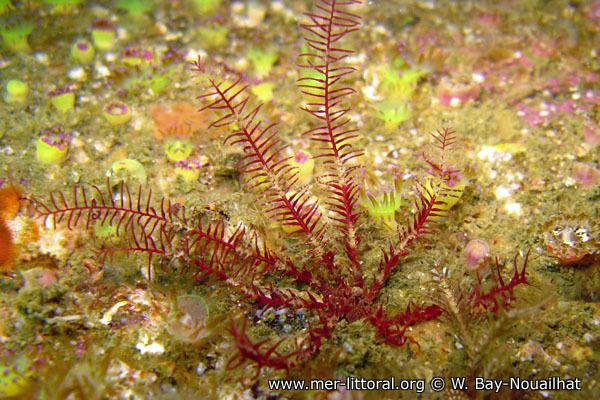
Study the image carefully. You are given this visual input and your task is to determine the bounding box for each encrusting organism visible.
[0,184,22,271]
[28,0,531,378]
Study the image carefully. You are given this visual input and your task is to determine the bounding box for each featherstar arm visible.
[194,74,330,256]
[299,0,363,276]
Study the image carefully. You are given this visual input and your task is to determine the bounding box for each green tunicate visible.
[92,29,116,51]
[190,0,222,15]
[378,62,425,101]
[251,82,275,103]
[71,39,95,64]
[93,219,118,239]
[149,74,170,94]
[50,92,76,114]
[110,159,147,185]
[375,101,411,130]
[103,101,131,126]
[493,143,527,154]
[0,22,33,53]
[122,70,172,96]
[196,26,229,50]
[36,138,68,164]
[5,80,29,105]
[43,0,83,14]
[115,0,154,15]
[0,355,34,397]
[359,190,403,229]
[247,47,278,79]
[175,166,200,183]
[122,54,152,68]
[0,0,14,15]
[164,139,193,162]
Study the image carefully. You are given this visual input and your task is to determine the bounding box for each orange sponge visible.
[0,219,13,270]
[0,185,20,270]
[0,185,21,220]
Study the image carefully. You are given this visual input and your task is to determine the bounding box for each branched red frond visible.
[318,170,362,272]
[299,0,363,267]
[29,181,273,283]
[29,181,193,279]
[368,307,412,347]
[389,303,444,327]
[265,187,325,238]
[187,220,245,282]
[196,75,327,242]
[116,216,178,272]
[30,180,176,234]
[324,174,360,226]
[470,251,530,313]
[368,185,446,295]
[424,127,460,182]
[197,78,291,184]
[430,127,456,154]
[249,285,310,310]
[241,232,280,277]
[366,244,405,301]
[228,318,302,376]
[305,316,336,354]
[369,303,442,348]
[299,0,362,164]
[398,184,445,247]
[260,257,315,287]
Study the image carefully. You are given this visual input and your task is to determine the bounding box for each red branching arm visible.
[300,0,363,274]
[368,128,462,299]
[369,304,442,347]
[228,318,296,375]
[195,74,328,248]
[30,181,282,282]
[187,220,244,281]
[228,318,318,376]
[424,127,461,184]
[30,182,186,277]
[248,285,318,311]
[470,251,530,313]
[31,181,174,234]
[401,186,447,245]
[368,186,446,299]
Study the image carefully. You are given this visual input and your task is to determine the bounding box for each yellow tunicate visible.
[359,190,402,229]
[288,150,315,186]
[0,356,34,398]
[493,142,526,154]
[422,176,466,220]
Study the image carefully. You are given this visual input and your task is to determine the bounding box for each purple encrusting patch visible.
[175,159,204,170]
[48,85,75,97]
[40,126,70,150]
[294,151,310,164]
[105,101,128,116]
